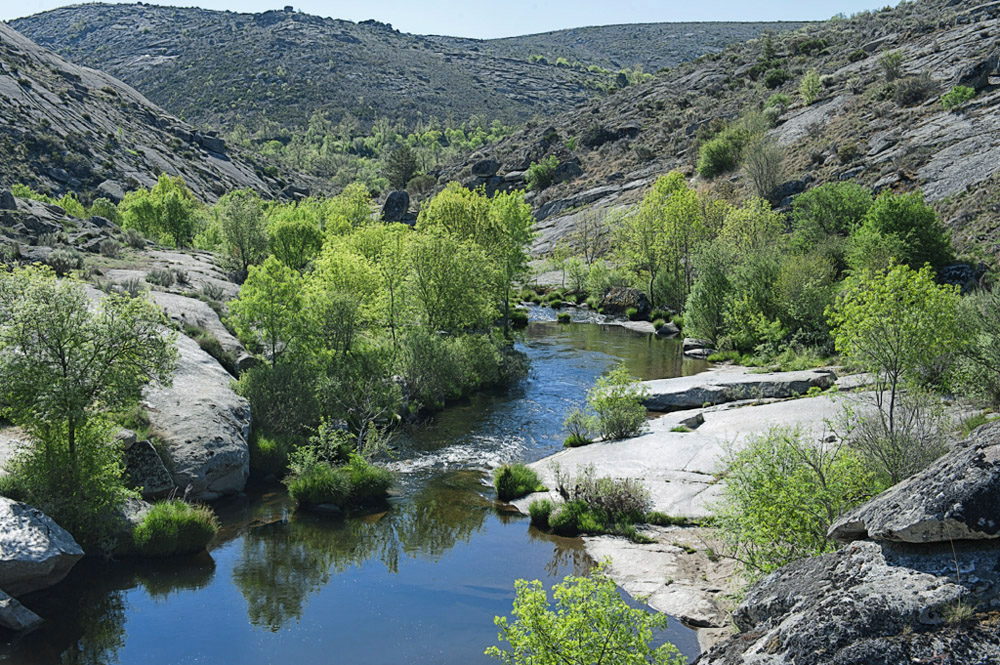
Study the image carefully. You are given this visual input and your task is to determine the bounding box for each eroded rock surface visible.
[643,367,835,412]
[0,498,84,595]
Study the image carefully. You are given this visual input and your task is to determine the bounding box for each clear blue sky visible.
[3,1,899,38]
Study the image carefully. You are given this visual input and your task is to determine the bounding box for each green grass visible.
[494,463,545,502]
[249,431,300,477]
[960,413,995,436]
[645,511,691,527]
[652,318,667,330]
[287,456,393,508]
[563,433,592,447]
[132,500,219,557]
[670,425,693,433]
[510,307,530,329]
[528,499,554,529]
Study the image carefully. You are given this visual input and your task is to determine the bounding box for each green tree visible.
[715,426,879,579]
[228,256,305,365]
[486,565,684,665]
[683,243,732,343]
[268,213,323,271]
[215,190,268,275]
[791,181,873,245]
[799,69,822,105]
[848,191,952,271]
[827,263,963,435]
[385,144,418,190]
[719,197,784,257]
[586,364,649,440]
[119,174,199,247]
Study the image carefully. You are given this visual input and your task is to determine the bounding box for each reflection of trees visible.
[56,588,127,665]
[232,471,490,632]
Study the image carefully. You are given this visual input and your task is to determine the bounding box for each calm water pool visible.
[2,319,707,665]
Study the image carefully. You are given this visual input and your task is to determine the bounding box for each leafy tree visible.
[385,144,418,190]
[304,243,378,355]
[119,174,200,247]
[268,214,323,271]
[719,196,784,257]
[827,263,964,436]
[955,287,1000,407]
[848,191,952,270]
[715,426,879,579]
[586,363,648,440]
[0,266,176,549]
[346,223,411,346]
[228,256,305,365]
[683,243,732,343]
[485,565,684,665]
[215,189,268,275]
[791,181,873,246]
[798,69,822,105]
[743,136,784,202]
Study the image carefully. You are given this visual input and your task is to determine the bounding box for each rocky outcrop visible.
[643,367,835,412]
[830,421,1000,544]
[381,190,413,224]
[598,286,651,319]
[144,333,251,502]
[0,588,43,632]
[0,498,84,595]
[123,439,176,499]
[150,290,246,361]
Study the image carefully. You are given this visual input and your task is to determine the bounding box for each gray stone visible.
[503,170,526,182]
[144,333,251,501]
[96,180,127,203]
[0,497,84,595]
[644,367,835,412]
[0,190,15,210]
[381,190,410,222]
[655,321,680,338]
[698,540,1000,665]
[150,290,245,359]
[598,286,650,319]
[552,160,583,184]
[0,588,43,632]
[235,352,260,374]
[123,440,176,499]
[88,215,118,230]
[683,337,713,352]
[471,159,500,178]
[829,421,1000,544]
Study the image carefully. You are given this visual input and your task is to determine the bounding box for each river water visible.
[1,318,707,665]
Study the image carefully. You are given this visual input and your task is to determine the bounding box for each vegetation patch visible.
[494,463,545,502]
[132,500,219,557]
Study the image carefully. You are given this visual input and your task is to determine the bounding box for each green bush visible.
[697,133,742,179]
[763,68,791,89]
[625,307,641,320]
[286,453,393,507]
[556,312,571,323]
[799,69,822,105]
[132,500,219,557]
[652,318,666,330]
[528,499,553,529]
[145,268,175,288]
[645,511,689,527]
[249,431,300,477]
[563,408,596,447]
[526,155,559,191]
[494,463,544,501]
[509,307,529,329]
[941,85,976,110]
[586,364,648,440]
[46,248,83,276]
[848,191,952,271]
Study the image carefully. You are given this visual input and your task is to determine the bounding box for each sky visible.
[2,0,898,38]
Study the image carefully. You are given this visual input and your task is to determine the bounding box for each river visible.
[1,318,707,665]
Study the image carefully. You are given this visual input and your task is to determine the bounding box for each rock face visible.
[0,588,43,632]
[643,367,835,412]
[123,440,176,499]
[471,159,500,178]
[0,190,15,210]
[698,539,1000,665]
[598,286,651,319]
[830,421,1000,544]
[0,498,84,595]
[144,333,251,501]
[381,190,410,223]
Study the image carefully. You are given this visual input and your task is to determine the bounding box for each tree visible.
[228,256,304,365]
[485,565,684,665]
[799,69,822,105]
[0,266,177,548]
[586,363,649,440]
[683,243,732,343]
[385,144,418,189]
[268,213,323,271]
[849,191,952,270]
[215,190,268,275]
[791,181,873,245]
[827,263,963,436]
[715,426,878,579]
[119,174,200,247]
[719,196,784,257]
[742,136,784,202]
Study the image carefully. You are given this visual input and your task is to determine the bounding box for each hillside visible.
[11,4,805,133]
[439,0,1000,260]
[0,22,282,202]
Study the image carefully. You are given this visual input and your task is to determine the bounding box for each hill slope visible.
[0,22,281,202]
[11,4,805,132]
[440,0,1000,259]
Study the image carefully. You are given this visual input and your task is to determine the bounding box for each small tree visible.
[827,263,964,436]
[216,189,268,276]
[268,215,323,271]
[228,256,305,365]
[879,50,904,81]
[849,191,952,270]
[586,364,648,440]
[743,137,784,202]
[798,69,822,105]
[385,144,418,190]
[486,565,685,665]
[791,181,873,245]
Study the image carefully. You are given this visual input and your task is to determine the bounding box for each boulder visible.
[552,160,583,184]
[655,321,680,338]
[0,190,15,211]
[598,286,651,319]
[381,190,410,222]
[683,337,713,352]
[470,159,500,178]
[0,588,43,632]
[829,421,1000,544]
[123,440,176,499]
[96,180,127,203]
[0,497,84,595]
[144,333,251,501]
[697,539,1000,665]
[88,215,118,231]
[643,368,836,412]
[149,290,246,361]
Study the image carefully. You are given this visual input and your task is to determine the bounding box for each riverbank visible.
[510,366,881,650]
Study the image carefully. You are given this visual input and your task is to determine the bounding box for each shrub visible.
[526,155,559,191]
[123,228,146,249]
[286,453,393,507]
[587,364,648,440]
[798,69,822,105]
[486,565,685,665]
[941,85,976,111]
[494,463,544,502]
[249,431,299,477]
[955,287,1000,408]
[556,312,571,323]
[880,50,904,81]
[528,499,553,529]
[625,307,641,320]
[46,248,83,276]
[98,239,121,258]
[697,131,743,178]
[893,73,937,106]
[764,93,791,111]
[145,268,175,288]
[132,500,219,557]
[652,318,666,330]
[563,408,596,447]
[714,426,880,579]
[848,191,952,271]
[509,307,529,328]
[763,68,791,89]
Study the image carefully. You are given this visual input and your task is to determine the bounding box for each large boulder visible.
[381,190,410,222]
[598,286,651,319]
[470,158,500,178]
[0,498,84,595]
[0,190,15,211]
[150,290,246,365]
[0,588,43,632]
[552,160,583,184]
[830,421,1000,544]
[144,333,251,501]
[696,540,1000,665]
[123,439,176,499]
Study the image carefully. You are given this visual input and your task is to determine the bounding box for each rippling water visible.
[1,318,706,665]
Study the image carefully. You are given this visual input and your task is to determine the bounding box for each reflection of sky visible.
[6,322,703,665]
